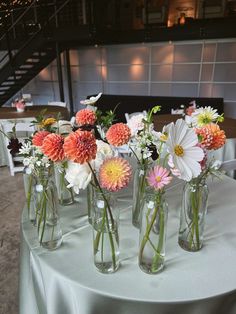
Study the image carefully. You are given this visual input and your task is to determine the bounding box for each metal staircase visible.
[0,0,81,106]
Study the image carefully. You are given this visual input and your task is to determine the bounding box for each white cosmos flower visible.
[191,106,219,127]
[80,92,102,106]
[166,119,204,181]
[65,161,92,194]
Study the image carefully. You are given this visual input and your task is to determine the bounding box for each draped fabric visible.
[19,176,236,314]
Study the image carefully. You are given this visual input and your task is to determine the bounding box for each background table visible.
[19,175,236,314]
[0,105,70,167]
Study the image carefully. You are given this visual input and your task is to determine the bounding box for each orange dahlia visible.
[75,108,97,126]
[41,133,65,162]
[196,123,226,150]
[106,123,131,146]
[32,131,50,147]
[63,130,97,164]
[99,157,132,192]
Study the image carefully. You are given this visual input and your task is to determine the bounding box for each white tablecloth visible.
[19,175,236,314]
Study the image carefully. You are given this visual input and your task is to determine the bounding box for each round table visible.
[19,176,236,314]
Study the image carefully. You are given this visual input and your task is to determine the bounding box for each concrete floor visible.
[0,167,25,314]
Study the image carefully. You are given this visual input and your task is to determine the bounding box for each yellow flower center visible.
[174,145,184,157]
[160,134,168,142]
[155,176,162,182]
[105,163,122,182]
[197,113,213,126]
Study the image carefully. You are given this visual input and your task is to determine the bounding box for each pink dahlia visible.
[41,133,65,162]
[32,131,50,147]
[99,157,132,192]
[147,166,172,190]
[75,108,97,126]
[63,130,97,164]
[106,123,131,146]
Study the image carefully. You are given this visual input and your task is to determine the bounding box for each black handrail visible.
[0,0,74,69]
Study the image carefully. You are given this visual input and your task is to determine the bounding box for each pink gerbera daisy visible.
[32,131,50,147]
[41,133,65,162]
[63,130,97,164]
[147,166,172,190]
[75,108,97,126]
[99,157,132,192]
[106,123,131,146]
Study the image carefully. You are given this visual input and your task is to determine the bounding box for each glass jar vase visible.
[132,163,148,228]
[139,190,168,274]
[178,179,209,252]
[54,165,74,206]
[34,169,62,250]
[92,190,120,273]
[23,169,36,225]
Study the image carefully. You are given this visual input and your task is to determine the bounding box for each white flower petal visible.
[184,146,204,161]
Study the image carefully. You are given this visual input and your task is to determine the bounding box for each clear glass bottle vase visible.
[34,169,62,250]
[178,179,209,252]
[92,190,120,273]
[139,190,168,274]
[54,165,74,206]
[132,164,148,228]
[23,169,36,225]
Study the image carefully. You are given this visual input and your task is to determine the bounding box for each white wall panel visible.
[107,65,149,81]
[172,83,198,97]
[151,65,173,81]
[173,64,200,81]
[174,44,202,63]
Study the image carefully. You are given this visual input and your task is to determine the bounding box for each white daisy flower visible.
[191,106,219,127]
[166,119,204,181]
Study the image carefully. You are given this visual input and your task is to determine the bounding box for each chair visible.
[220,159,236,179]
[1,121,35,176]
[48,101,67,107]
[125,111,147,123]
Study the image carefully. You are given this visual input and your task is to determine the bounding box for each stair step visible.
[1,81,16,86]
[0,86,10,90]
[19,64,34,69]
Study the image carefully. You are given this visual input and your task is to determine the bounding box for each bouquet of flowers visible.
[63,103,133,273]
[168,105,226,251]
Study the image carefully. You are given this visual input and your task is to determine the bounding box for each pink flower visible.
[147,165,172,190]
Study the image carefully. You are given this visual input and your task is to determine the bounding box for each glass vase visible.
[178,179,209,252]
[23,169,36,225]
[132,164,148,228]
[87,183,94,224]
[92,190,120,273]
[34,169,62,250]
[54,165,74,206]
[139,191,168,274]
